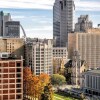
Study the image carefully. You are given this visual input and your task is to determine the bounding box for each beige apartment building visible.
[68,28,100,69]
[0,38,24,58]
[0,55,23,100]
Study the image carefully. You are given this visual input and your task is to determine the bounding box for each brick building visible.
[0,57,23,100]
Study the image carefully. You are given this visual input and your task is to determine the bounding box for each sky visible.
[0,0,100,39]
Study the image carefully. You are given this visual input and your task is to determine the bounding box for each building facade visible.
[53,47,68,74]
[75,15,93,32]
[53,0,75,47]
[0,57,23,100]
[0,38,24,58]
[5,21,20,38]
[25,39,53,75]
[68,28,100,69]
[71,51,88,85]
[0,11,11,37]
[82,70,100,97]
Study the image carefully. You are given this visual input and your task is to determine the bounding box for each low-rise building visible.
[0,38,24,58]
[53,47,68,74]
[82,69,100,96]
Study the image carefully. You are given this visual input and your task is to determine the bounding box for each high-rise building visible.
[68,28,100,69]
[0,11,11,37]
[0,38,24,58]
[25,39,53,75]
[0,55,23,100]
[5,21,20,38]
[75,15,93,32]
[53,0,75,47]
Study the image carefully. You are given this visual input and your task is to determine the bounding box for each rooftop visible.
[84,69,100,75]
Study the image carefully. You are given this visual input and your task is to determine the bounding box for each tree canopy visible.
[51,74,66,86]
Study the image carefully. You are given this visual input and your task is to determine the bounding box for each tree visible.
[23,68,52,100]
[39,73,50,85]
[23,67,33,99]
[51,74,66,86]
[41,83,53,100]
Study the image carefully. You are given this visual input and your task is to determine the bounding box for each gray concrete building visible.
[25,39,53,75]
[75,15,93,32]
[5,21,20,38]
[53,0,75,47]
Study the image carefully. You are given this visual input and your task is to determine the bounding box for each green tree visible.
[51,74,66,86]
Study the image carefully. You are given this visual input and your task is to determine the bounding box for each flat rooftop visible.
[84,69,100,75]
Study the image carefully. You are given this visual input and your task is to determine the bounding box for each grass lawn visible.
[54,93,79,100]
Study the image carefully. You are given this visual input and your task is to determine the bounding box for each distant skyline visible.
[0,0,100,38]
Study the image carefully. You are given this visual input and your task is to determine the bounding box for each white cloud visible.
[12,15,26,19]
[0,0,100,11]
[0,0,54,9]
[23,26,53,39]
[75,1,100,11]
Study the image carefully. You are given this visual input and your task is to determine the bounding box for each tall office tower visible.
[0,11,11,37]
[0,38,24,58]
[25,39,53,75]
[5,21,20,38]
[53,0,75,47]
[75,15,93,32]
[0,54,23,100]
[68,28,100,69]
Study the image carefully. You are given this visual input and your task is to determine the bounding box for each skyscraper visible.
[53,0,75,47]
[75,15,93,32]
[5,21,20,38]
[0,11,11,37]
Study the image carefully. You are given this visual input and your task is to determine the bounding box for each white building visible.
[82,69,100,97]
[53,47,68,73]
[25,39,53,75]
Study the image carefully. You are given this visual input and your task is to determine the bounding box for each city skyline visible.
[0,0,100,38]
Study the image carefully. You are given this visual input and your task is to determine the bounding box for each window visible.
[17,89,21,93]
[16,62,21,67]
[17,79,21,83]
[16,95,21,99]
[16,84,21,88]
[17,68,21,72]
[17,74,21,78]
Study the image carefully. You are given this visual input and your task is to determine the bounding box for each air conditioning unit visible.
[0,52,10,58]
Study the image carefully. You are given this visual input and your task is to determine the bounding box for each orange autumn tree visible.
[23,68,52,100]
[39,73,50,85]
[23,67,33,98]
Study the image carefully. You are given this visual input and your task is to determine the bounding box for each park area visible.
[54,93,79,100]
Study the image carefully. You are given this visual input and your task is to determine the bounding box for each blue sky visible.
[0,0,100,38]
